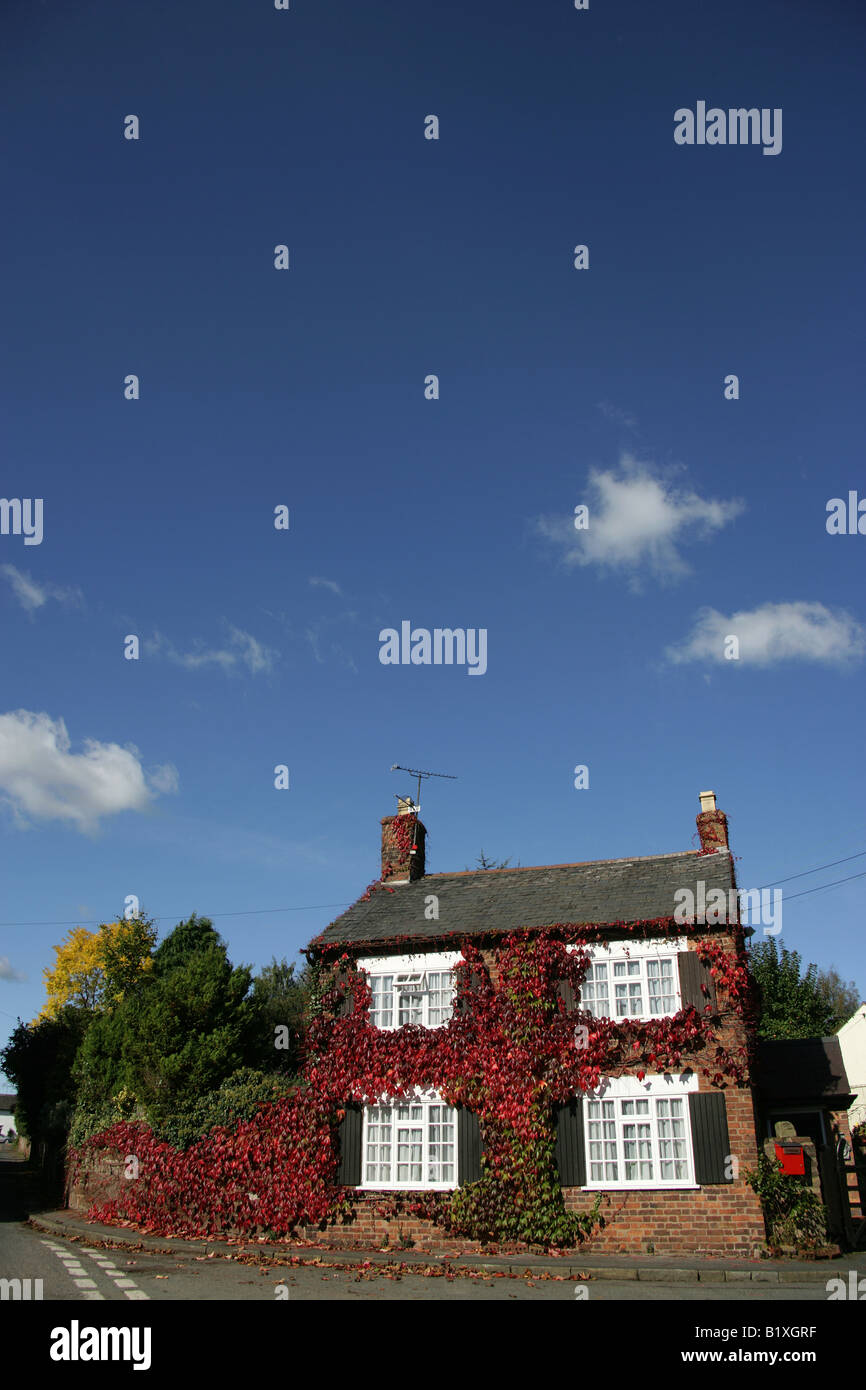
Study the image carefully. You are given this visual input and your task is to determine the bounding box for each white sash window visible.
[361,1090,457,1189]
[359,951,462,1030]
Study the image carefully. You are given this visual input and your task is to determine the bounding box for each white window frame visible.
[582,1072,699,1191]
[359,1087,458,1191]
[567,939,686,1022]
[357,951,462,1030]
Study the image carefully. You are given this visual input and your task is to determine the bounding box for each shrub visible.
[744,1152,828,1251]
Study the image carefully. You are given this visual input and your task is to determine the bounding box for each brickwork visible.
[563,1087,765,1257]
[66,1149,128,1214]
[380,814,426,881]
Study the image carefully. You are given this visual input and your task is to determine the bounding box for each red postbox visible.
[774,1140,806,1175]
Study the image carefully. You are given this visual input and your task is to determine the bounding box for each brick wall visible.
[564,1086,765,1257]
[66,1148,128,1214]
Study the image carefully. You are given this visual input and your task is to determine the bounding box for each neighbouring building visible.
[0,1094,16,1139]
[837,1004,866,1132]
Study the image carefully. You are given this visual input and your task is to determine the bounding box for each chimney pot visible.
[699,790,717,814]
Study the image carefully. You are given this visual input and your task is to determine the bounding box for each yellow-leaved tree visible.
[37,917,157,1022]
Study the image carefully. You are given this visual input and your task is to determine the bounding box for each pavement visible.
[28,1204,866,1286]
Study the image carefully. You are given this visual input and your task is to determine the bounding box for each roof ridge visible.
[422,848,708,879]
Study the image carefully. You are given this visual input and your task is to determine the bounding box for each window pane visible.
[370,976,394,1028]
[583,1092,693,1189]
[581,962,612,1019]
[398,991,424,1025]
[364,1098,457,1188]
[428,971,454,1026]
[648,958,675,1014]
[428,1104,456,1182]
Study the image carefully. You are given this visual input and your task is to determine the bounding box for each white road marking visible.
[40,1238,150,1300]
[82,1247,151,1300]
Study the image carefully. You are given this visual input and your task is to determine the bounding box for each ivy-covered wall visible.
[66,919,767,1255]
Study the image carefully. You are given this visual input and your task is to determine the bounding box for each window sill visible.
[580,1182,700,1192]
[370,1021,452,1032]
[586,1008,683,1024]
[356,1183,458,1192]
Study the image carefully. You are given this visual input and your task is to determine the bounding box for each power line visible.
[769,868,866,904]
[760,849,866,889]
[0,902,353,929]
[1,849,864,932]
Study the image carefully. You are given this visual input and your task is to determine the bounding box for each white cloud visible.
[536,456,744,585]
[597,401,638,430]
[0,956,25,982]
[1,564,83,613]
[666,601,866,667]
[309,577,342,596]
[0,710,179,832]
[145,627,277,676]
[226,627,274,675]
[147,763,180,795]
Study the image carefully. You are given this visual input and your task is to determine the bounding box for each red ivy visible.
[70,924,751,1247]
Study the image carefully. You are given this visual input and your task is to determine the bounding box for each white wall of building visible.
[837,1004,866,1130]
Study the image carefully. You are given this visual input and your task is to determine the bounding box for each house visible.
[304,790,770,1256]
[0,1093,17,1140]
[837,1004,866,1132]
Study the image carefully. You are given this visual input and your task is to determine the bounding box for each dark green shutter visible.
[337,1103,362,1185]
[557,980,576,1012]
[457,1109,482,1184]
[554,1098,586,1186]
[678,951,716,1012]
[454,966,484,1017]
[689,1091,731,1184]
[335,966,353,1017]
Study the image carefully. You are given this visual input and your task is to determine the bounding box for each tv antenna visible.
[390,765,457,858]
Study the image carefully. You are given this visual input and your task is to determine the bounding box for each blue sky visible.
[2,0,865,1073]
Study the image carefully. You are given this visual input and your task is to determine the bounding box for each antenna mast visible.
[390,764,457,858]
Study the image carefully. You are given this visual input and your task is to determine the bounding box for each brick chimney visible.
[696,790,729,853]
[380,799,426,882]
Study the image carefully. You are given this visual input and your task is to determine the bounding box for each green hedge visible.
[70,1068,294,1152]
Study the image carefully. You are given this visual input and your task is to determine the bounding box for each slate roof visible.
[755,1037,854,1107]
[312,847,736,952]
